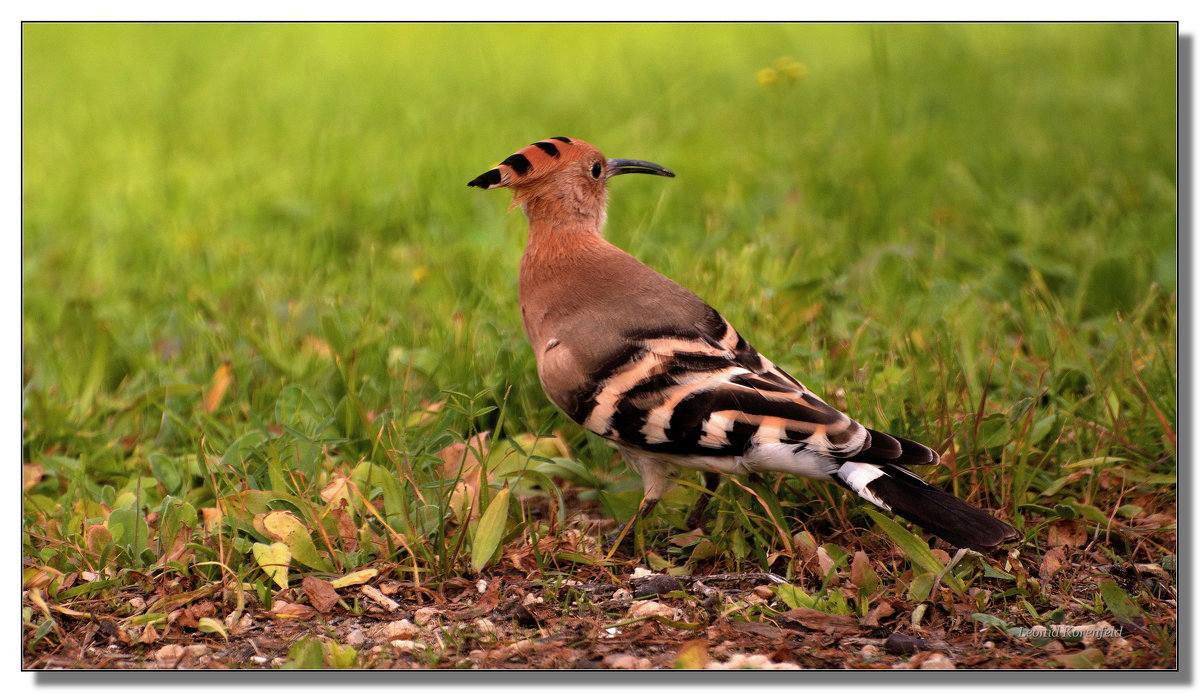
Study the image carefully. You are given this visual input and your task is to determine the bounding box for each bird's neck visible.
[519,195,609,262]
[517,199,616,348]
[521,214,607,276]
[518,187,607,235]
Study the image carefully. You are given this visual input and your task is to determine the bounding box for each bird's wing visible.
[559,304,880,459]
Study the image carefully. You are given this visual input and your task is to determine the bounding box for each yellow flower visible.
[776,57,809,81]
[756,67,779,86]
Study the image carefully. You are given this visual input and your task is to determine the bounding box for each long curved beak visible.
[606,158,675,179]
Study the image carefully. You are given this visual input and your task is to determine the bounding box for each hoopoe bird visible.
[469,137,1020,553]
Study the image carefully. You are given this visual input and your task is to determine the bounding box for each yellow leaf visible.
[252,541,291,590]
[201,507,223,532]
[319,474,353,512]
[261,510,305,542]
[673,640,708,669]
[510,432,570,459]
[329,568,378,589]
[260,510,332,571]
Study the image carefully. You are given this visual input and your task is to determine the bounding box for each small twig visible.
[361,584,401,613]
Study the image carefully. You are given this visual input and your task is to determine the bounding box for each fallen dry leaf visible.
[1040,546,1067,583]
[302,576,340,613]
[673,639,708,669]
[139,623,159,645]
[1047,520,1087,547]
[782,607,858,634]
[267,601,316,620]
[862,599,896,627]
[155,643,185,668]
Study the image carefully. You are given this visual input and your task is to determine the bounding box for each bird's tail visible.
[833,428,1020,552]
[835,432,1020,552]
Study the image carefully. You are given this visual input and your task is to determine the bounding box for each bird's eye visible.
[590,162,602,178]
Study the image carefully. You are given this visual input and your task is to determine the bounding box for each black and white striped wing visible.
[566,307,875,459]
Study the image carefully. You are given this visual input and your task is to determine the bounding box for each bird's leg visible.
[685,471,722,531]
[605,450,672,559]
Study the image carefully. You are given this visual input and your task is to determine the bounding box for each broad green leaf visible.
[106,507,149,556]
[865,509,944,575]
[252,541,291,590]
[867,509,965,596]
[1053,504,1078,519]
[773,583,815,610]
[645,551,673,572]
[1027,414,1057,445]
[326,641,358,669]
[907,572,936,601]
[261,510,331,572]
[977,560,1016,581]
[1062,500,1110,524]
[1099,579,1144,626]
[470,484,511,572]
[149,453,185,495]
[350,462,407,519]
[970,612,1014,633]
[282,637,325,669]
[31,618,55,646]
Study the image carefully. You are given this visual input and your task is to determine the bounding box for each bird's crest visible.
[467,136,594,190]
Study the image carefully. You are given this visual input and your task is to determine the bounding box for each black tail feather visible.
[864,465,1020,553]
[850,428,940,466]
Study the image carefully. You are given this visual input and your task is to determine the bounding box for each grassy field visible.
[22,23,1177,669]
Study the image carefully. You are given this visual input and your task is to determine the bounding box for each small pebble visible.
[628,599,678,620]
[413,607,440,626]
[391,639,426,654]
[382,619,419,640]
[919,652,955,670]
[184,644,210,659]
[708,653,800,670]
[154,644,184,668]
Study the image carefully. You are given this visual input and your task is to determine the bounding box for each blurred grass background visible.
[22,24,1176,575]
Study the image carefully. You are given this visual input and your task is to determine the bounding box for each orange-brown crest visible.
[467,137,600,191]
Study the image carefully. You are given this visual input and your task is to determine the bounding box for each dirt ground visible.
[23,552,1175,670]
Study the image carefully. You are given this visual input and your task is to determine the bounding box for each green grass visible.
[22,23,1176,667]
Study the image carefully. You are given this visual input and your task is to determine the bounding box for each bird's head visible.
[468,137,674,224]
